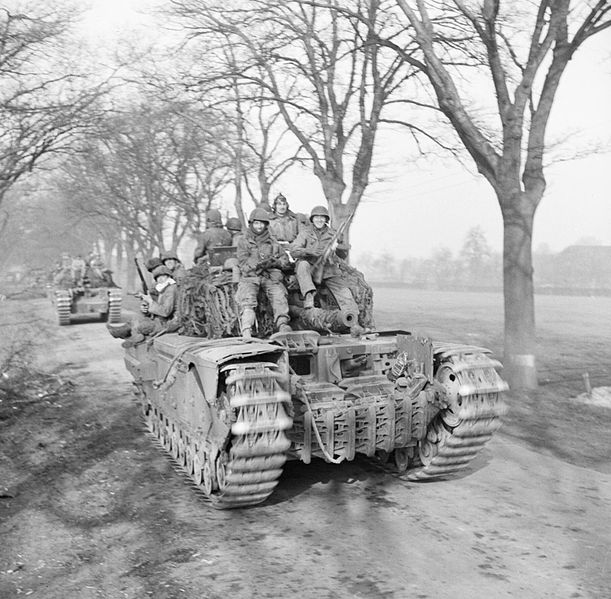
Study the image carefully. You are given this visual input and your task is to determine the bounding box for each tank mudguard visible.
[152,334,285,405]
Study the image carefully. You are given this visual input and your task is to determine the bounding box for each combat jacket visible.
[269,211,301,243]
[237,228,288,278]
[289,224,347,277]
[148,280,177,322]
[194,226,232,263]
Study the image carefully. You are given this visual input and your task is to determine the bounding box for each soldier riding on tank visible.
[194,209,232,265]
[236,207,293,339]
[290,205,360,320]
[269,193,302,244]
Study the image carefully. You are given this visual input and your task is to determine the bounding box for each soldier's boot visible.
[303,291,315,309]
[276,315,292,334]
[241,308,256,339]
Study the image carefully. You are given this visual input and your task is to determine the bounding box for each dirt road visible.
[1,299,609,598]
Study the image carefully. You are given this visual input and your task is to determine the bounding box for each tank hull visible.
[123,330,507,508]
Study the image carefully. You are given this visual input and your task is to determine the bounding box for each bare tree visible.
[0,3,106,211]
[62,102,234,265]
[384,0,611,388]
[170,0,420,246]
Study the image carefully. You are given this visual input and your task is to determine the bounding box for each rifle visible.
[312,203,359,273]
[134,258,149,295]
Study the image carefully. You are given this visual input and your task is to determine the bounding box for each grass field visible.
[372,287,611,473]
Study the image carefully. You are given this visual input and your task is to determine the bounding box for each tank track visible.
[142,362,291,509]
[407,345,508,481]
[55,290,72,326]
[107,290,123,323]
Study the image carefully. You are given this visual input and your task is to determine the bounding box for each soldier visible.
[71,255,87,286]
[193,209,232,264]
[290,205,359,315]
[138,265,179,334]
[110,265,178,345]
[161,251,187,281]
[269,193,301,243]
[226,217,243,246]
[236,207,292,338]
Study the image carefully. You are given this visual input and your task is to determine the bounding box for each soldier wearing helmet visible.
[161,250,187,281]
[235,207,292,338]
[289,205,358,315]
[112,265,178,346]
[193,209,232,264]
[225,217,243,246]
[268,193,302,243]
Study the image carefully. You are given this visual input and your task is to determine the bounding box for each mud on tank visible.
[119,248,508,509]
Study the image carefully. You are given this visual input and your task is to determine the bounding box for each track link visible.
[407,347,508,481]
[55,291,72,326]
[107,290,123,323]
[143,362,291,509]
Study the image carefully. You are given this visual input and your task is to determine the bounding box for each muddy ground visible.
[1,291,610,599]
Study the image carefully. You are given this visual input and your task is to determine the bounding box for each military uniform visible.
[236,209,291,337]
[136,266,179,335]
[194,209,232,264]
[290,206,358,314]
[269,193,301,243]
[269,211,301,243]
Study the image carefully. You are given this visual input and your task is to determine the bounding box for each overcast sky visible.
[82,0,611,258]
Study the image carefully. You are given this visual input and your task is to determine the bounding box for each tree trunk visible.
[501,193,538,390]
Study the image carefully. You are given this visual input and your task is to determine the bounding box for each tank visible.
[49,257,122,326]
[119,248,507,509]
[52,286,122,326]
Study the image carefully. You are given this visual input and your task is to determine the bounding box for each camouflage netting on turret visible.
[177,265,274,338]
[176,261,374,339]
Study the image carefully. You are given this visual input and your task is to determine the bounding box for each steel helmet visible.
[249,207,271,224]
[226,217,242,231]
[161,251,179,262]
[151,265,173,280]
[145,257,163,272]
[310,205,330,221]
[206,209,222,226]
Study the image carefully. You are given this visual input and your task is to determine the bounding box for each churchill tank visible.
[52,286,122,326]
[118,248,507,509]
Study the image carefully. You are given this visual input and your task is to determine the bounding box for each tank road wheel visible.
[408,350,508,482]
[184,445,194,477]
[393,447,410,472]
[215,453,228,491]
[193,453,204,486]
[171,431,180,461]
[202,458,215,496]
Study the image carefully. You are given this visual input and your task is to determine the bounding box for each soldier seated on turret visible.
[268,193,302,244]
[193,209,232,265]
[236,207,292,339]
[289,205,359,317]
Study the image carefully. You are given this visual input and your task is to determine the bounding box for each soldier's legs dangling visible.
[236,277,260,338]
[323,274,359,317]
[261,273,292,333]
[295,260,316,308]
